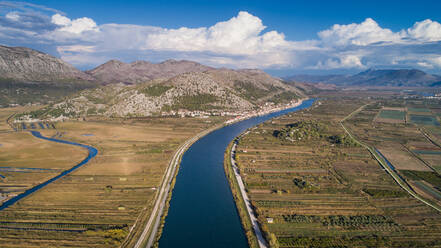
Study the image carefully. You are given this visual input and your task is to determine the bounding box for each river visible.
[0,131,98,211]
[158,99,315,248]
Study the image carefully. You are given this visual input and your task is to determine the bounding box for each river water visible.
[0,131,98,211]
[159,99,315,248]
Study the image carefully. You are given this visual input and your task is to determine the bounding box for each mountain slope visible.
[0,45,97,107]
[86,59,213,84]
[285,69,441,87]
[0,45,94,82]
[28,69,304,118]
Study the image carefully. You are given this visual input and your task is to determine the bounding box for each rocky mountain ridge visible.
[86,59,213,84]
[27,69,303,118]
[0,45,94,82]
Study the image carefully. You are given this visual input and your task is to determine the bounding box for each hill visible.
[24,69,304,118]
[285,69,441,87]
[86,59,213,84]
[0,45,97,107]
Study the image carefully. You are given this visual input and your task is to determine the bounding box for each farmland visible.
[0,107,226,247]
[233,97,441,248]
[376,109,406,123]
[410,114,440,126]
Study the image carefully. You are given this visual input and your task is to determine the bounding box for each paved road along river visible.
[158,99,315,248]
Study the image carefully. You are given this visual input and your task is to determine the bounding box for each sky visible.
[1,0,441,76]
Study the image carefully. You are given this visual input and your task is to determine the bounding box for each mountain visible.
[27,69,304,118]
[285,69,441,87]
[0,45,94,82]
[0,45,303,111]
[86,59,213,84]
[0,45,97,107]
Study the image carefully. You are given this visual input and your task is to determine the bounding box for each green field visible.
[410,114,440,126]
[378,110,406,120]
[408,107,431,113]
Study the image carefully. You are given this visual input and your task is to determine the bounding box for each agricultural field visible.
[375,109,406,123]
[0,107,226,247]
[409,114,440,126]
[345,99,441,205]
[235,98,441,248]
[408,107,432,113]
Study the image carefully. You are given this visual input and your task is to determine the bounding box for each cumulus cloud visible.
[51,13,98,34]
[1,1,441,72]
[406,19,441,42]
[318,18,402,46]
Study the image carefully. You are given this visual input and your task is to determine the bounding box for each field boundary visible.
[340,104,441,213]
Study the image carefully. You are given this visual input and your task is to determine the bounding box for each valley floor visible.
[0,106,226,247]
[232,97,441,248]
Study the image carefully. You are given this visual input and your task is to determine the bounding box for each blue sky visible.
[1,0,441,75]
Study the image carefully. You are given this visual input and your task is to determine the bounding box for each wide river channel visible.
[159,99,315,248]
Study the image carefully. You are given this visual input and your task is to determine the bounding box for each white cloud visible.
[5,12,20,21]
[406,19,441,42]
[314,54,366,69]
[51,13,70,26]
[426,57,441,68]
[318,18,402,46]
[144,11,290,56]
[51,13,98,34]
[1,2,441,72]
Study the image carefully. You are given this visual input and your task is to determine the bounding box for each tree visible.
[269,233,279,248]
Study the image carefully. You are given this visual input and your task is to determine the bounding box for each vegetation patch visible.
[400,170,441,188]
[139,85,173,97]
[378,110,406,120]
[268,91,299,104]
[363,188,408,198]
[408,107,431,113]
[234,81,269,101]
[273,120,358,147]
[173,94,219,111]
[273,120,328,141]
[410,114,440,126]
[278,235,389,248]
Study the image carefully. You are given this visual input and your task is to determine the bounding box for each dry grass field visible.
[235,98,441,248]
[0,107,226,247]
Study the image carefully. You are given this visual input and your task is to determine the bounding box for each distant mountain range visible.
[285,69,441,87]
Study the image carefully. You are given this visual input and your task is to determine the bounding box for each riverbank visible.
[225,98,306,125]
[156,99,314,248]
[132,99,308,247]
[130,123,225,248]
[224,139,260,248]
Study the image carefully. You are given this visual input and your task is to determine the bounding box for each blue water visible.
[159,99,315,248]
[375,149,396,171]
[0,131,98,211]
